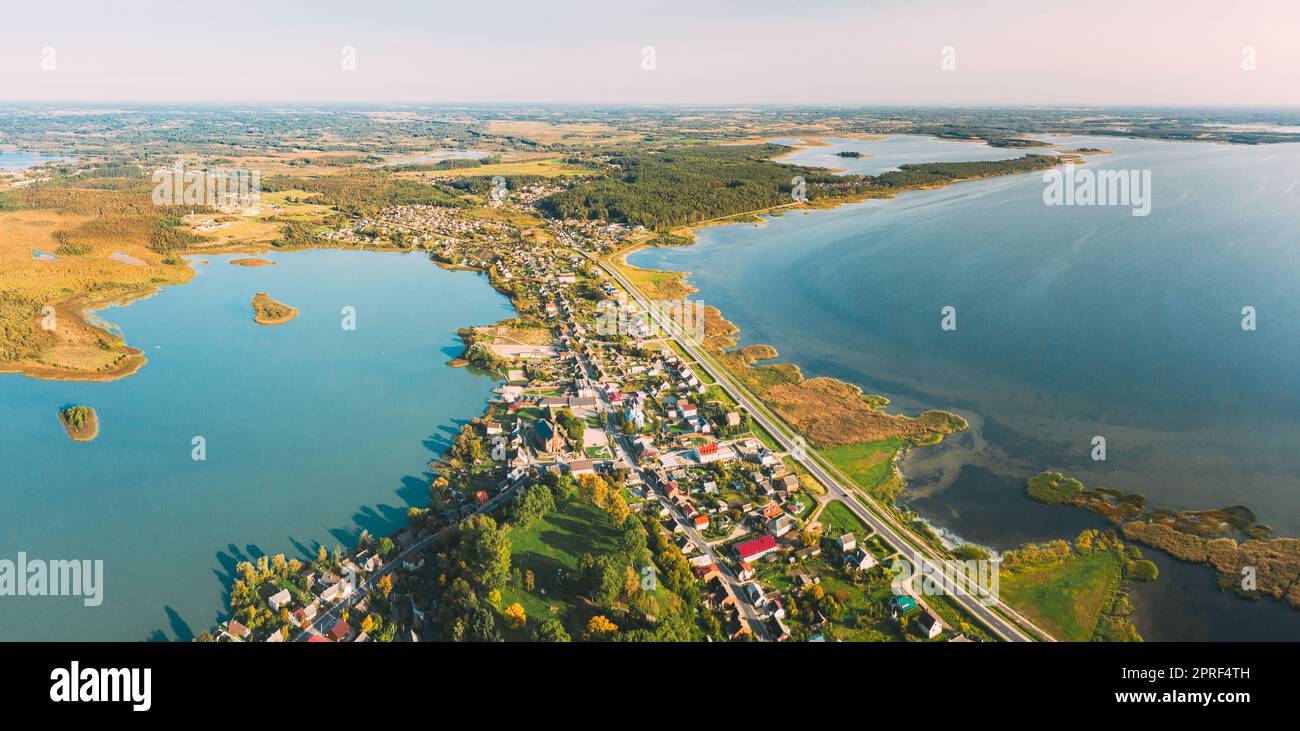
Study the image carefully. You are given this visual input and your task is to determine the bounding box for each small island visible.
[835,150,864,158]
[251,292,299,325]
[230,257,275,267]
[58,404,99,442]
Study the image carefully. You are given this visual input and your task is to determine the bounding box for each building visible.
[846,547,877,571]
[693,514,710,531]
[735,534,779,563]
[836,533,857,552]
[917,610,943,639]
[534,419,564,452]
[268,588,292,611]
[568,459,596,477]
[768,514,798,538]
[695,442,722,464]
[891,595,917,614]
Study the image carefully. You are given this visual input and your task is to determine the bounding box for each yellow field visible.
[0,209,193,379]
[180,189,332,249]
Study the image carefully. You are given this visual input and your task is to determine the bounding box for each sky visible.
[1,0,1298,106]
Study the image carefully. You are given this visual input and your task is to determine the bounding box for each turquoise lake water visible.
[0,250,512,640]
[631,135,1300,640]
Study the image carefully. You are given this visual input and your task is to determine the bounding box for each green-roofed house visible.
[890,595,917,614]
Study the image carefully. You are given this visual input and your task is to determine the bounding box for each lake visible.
[0,151,71,170]
[0,249,512,640]
[630,134,1300,640]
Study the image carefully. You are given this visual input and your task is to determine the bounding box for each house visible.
[268,588,292,611]
[777,474,800,491]
[320,576,354,603]
[291,601,319,627]
[890,595,917,614]
[533,419,565,452]
[567,459,596,477]
[693,514,710,531]
[846,547,877,571]
[917,610,943,639]
[557,272,577,284]
[735,534,779,563]
[328,619,353,642]
[836,533,857,552]
[795,545,822,561]
[694,441,721,464]
[266,628,285,643]
[736,562,755,581]
[484,421,503,436]
[768,514,798,538]
[725,411,741,428]
[761,502,784,520]
[225,620,251,641]
[402,555,426,572]
[679,402,698,418]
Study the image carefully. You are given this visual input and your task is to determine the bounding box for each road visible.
[568,315,773,640]
[587,249,1053,643]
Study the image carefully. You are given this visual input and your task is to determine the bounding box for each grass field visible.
[818,500,869,538]
[496,500,624,640]
[1000,550,1122,642]
[822,437,906,493]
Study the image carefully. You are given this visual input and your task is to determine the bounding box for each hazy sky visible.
[2,0,1297,105]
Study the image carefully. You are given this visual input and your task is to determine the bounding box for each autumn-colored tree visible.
[504,602,527,630]
[361,613,381,635]
[377,574,393,599]
[586,614,618,638]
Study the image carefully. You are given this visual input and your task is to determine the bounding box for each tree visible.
[585,615,618,639]
[554,408,584,444]
[534,618,571,642]
[377,537,395,558]
[376,574,393,599]
[504,602,527,630]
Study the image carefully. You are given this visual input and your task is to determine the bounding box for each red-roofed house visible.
[695,441,721,464]
[735,534,779,563]
[679,402,698,418]
[329,619,352,642]
[693,514,710,531]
